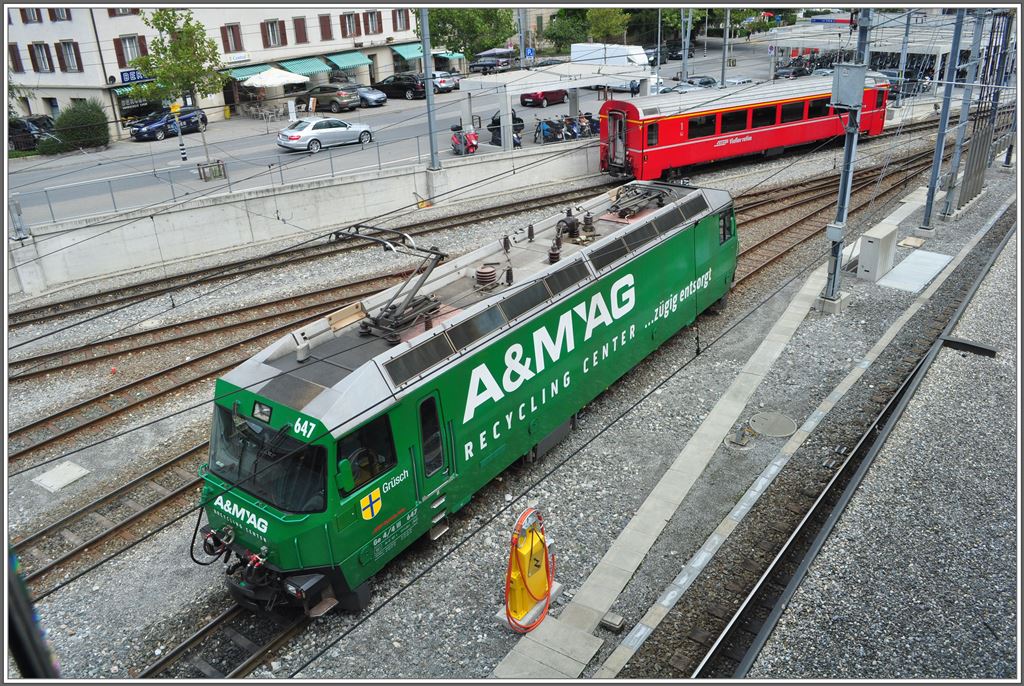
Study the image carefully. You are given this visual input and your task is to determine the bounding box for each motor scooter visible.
[450,124,479,155]
[534,117,564,144]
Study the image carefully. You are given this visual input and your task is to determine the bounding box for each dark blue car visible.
[130,106,208,141]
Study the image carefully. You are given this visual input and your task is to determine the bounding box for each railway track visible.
[8,186,616,330]
[687,206,1016,679]
[6,274,401,470]
[137,604,308,679]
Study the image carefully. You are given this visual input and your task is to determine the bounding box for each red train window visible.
[688,114,715,139]
[780,101,804,123]
[752,105,776,128]
[647,122,659,146]
[721,109,748,133]
[807,98,830,118]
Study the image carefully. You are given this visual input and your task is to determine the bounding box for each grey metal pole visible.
[720,8,729,87]
[656,8,662,88]
[822,8,871,302]
[518,8,527,69]
[681,8,692,80]
[1001,105,1016,166]
[44,189,56,222]
[895,11,911,108]
[420,8,441,171]
[107,179,117,210]
[941,10,986,217]
[984,10,1014,166]
[919,8,965,232]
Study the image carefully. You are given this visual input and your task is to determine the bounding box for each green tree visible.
[126,8,226,162]
[8,72,30,118]
[37,99,109,155]
[586,8,630,43]
[544,13,588,52]
[424,9,517,59]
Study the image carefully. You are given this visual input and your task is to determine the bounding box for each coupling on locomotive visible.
[194,180,738,616]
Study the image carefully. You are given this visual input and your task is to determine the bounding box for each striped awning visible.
[113,82,154,96]
[229,64,271,80]
[277,56,332,76]
[436,51,465,60]
[324,51,372,70]
[390,43,423,61]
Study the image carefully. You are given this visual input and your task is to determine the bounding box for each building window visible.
[21,8,42,23]
[364,11,382,35]
[262,19,286,48]
[393,9,409,31]
[293,17,308,44]
[113,35,146,68]
[121,35,141,62]
[59,41,81,72]
[536,15,544,32]
[319,14,332,41]
[111,9,134,16]
[32,43,53,72]
[341,13,359,38]
[8,43,24,73]
[50,8,71,21]
[221,24,242,53]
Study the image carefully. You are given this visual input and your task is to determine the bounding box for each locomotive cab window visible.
[337,414,397,494]
[780,101,804,123]
[209,405,327,513]
[752,105,776,128]
[646,122,659,146]
[807,98,830,118]
[721,109,748,133]
[419,397,445,477]
[687,114,715,139]
[719,212,733,244]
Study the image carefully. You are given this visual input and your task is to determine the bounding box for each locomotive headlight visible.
[284,582,303,598]
[252,402,272,422]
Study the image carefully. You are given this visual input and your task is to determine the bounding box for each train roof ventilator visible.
[498,507,563,633]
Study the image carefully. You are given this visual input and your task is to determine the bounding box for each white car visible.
[277,117,373,153]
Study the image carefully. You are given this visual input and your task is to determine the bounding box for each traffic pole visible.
[419,8,440,171]
[176,113,187,162]
[681,8,692,80]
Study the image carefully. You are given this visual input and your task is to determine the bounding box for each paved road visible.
[5,39,805,227]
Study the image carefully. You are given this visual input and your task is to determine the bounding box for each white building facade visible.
[6,6,461,139]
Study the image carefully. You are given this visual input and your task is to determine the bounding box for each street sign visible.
[811,18,851,24]
[525,47,534,58]
[170,103,181,114]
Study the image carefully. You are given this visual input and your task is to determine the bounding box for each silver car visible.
[277,116,373,153]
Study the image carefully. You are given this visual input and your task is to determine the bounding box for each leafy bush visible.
[37,99,109,154]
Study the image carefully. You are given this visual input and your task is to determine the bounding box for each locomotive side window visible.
[687,114,715,139]
[807,98,830,118]
[337,414,397,494]
[752,105,776,128]
[448,306,506,350]
[721,109,748,133]
[719,212,733,244]
[780,101,804,123]
[385,334,456,386]
[647,122,659,146]
[500,281,551,322]
[419,397,445,477]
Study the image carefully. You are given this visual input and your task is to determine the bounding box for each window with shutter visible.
[32,43,52,72]
[393,9,409,31]
[221,24,242,52]
[278,20,287,46]
[260,21,270,48]
[22,8,42,23]
[113,38,126,67]
[293,17,307,44]
[54,42,66,71]
[341,14,360,38]
[319,14,332,41]
[8,43,24,73]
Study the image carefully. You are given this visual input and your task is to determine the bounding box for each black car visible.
[775,66,812,79]
[8,114,56,150]
[468,58,511,74]
[644,48,668,66]
[130,107,207,141]
[684,75,718,87]
[374,73,428,100]
[531,58,565,68]
[667,46,695,60]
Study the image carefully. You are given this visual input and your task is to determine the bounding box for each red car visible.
[519,88,568,107]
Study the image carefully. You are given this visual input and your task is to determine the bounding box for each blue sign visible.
[811,17,850,24]
[525,47,534,58]
[121,69,146,83]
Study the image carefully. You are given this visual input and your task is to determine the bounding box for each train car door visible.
[416,394,451,498]
[692,213,722,312]
[608,110,626,169]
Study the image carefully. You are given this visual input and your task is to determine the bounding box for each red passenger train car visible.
[599,74,890,180]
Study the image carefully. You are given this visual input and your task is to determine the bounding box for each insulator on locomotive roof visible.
[548,245,561,263]
[475,265,498,285]
[505,266,513,286]
[527,224,535,242]
[503,235,511,252]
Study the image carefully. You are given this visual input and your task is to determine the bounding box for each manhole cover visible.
[748,412,798,438]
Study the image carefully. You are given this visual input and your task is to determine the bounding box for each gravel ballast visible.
[748,231,1018,679]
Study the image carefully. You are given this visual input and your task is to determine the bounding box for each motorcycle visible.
[450,124,479,155]
[534,117,564,144]
[581,112,600,135]
[562,116,581,140]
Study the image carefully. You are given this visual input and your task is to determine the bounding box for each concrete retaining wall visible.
[9,141,602,296]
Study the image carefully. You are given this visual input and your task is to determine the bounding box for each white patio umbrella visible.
[242,67,309,88]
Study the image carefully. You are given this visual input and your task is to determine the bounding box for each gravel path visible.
[9,123,988,679]
[749,231,1017,679]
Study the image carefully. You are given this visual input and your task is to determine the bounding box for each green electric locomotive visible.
[195,180,737,615]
